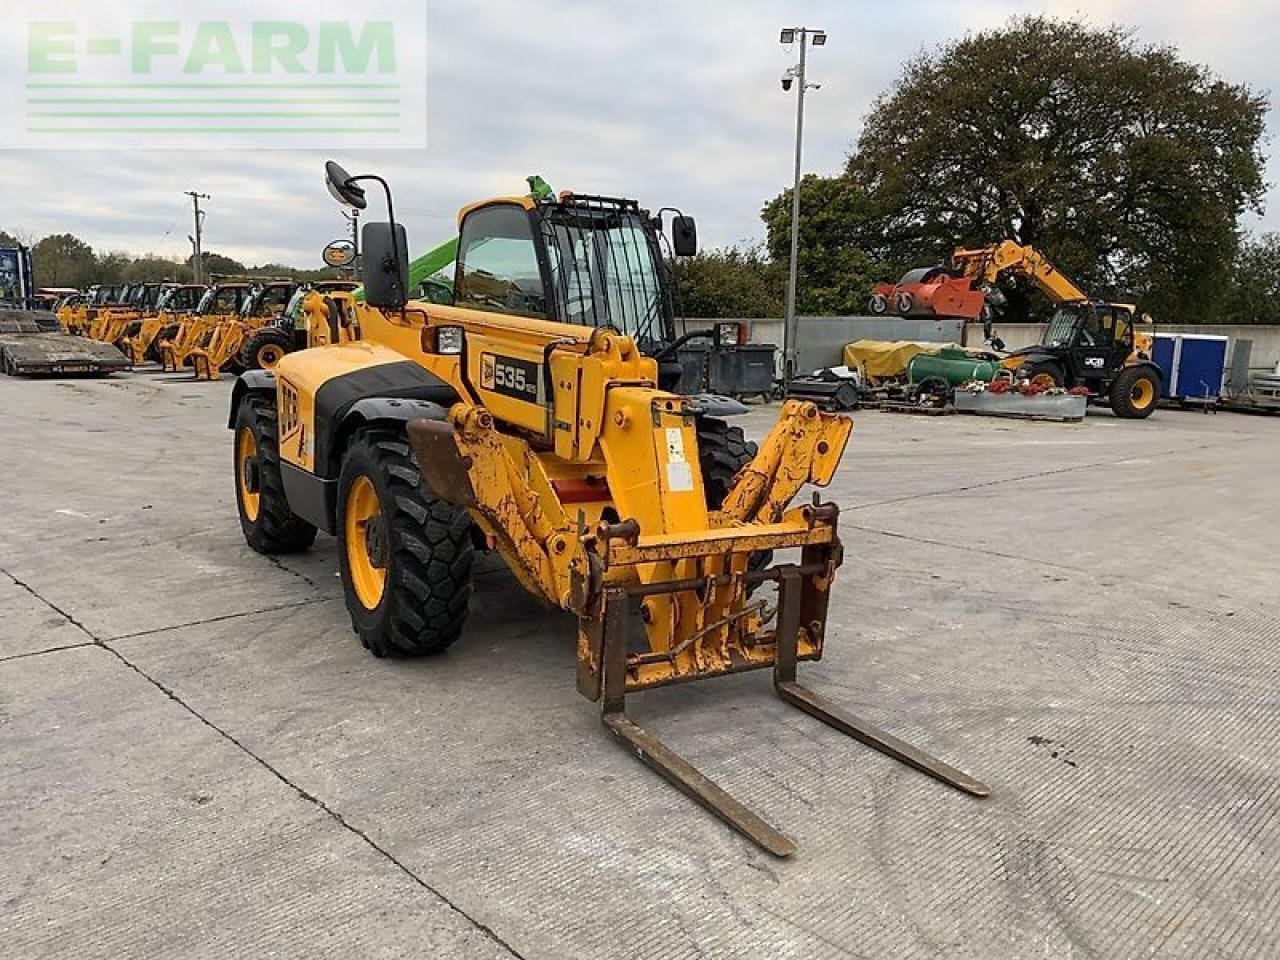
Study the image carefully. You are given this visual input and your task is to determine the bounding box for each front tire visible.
[1019,361,1064,389]
[234,394,317,554]
[696,417,771,579]
[1110,366,1159,419]
[240,327,293,371]
[696,417,756,508]
[337,428,475,658]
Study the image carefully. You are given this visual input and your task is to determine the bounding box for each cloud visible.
[1,0,1274,268]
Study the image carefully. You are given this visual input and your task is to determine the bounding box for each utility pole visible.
[185,191,210,284]
[779,27,826,381]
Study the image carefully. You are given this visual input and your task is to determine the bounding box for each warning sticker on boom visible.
[480,353,540,402]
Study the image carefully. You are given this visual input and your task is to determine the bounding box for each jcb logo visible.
[280,380,300,435]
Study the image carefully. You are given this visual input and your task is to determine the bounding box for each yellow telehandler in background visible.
[237,280,361,370]
[120,284,207,365]
[188,279,299,380]
[226,163,988,856]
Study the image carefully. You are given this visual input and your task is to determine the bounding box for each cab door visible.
[1071,305,1120,382]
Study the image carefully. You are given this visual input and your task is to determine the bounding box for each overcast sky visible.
[1,0,1274,268]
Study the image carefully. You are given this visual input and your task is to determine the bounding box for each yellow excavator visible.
[226,163,989,856]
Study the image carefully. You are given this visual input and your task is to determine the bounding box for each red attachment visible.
[872,276,987,320]
[553,476,613,504]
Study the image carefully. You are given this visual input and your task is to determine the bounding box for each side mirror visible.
[361,222,409,309]
[672,216,698,257]
[325,160,368,210]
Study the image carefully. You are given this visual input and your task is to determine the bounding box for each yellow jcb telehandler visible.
[227,164,987,855]
[120,283,207,365]
[236,280,361,371]
[159,279,256,372]
[188,279,299,380]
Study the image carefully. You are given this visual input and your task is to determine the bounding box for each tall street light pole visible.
[779,27,825,381]
[185,191,210,284]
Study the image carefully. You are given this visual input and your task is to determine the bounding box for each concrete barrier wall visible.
[681,317,1280,373]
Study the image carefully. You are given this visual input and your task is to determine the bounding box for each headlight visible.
[435,325,464,355]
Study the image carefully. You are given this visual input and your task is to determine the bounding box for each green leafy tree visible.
[762,174,889,314]
[1222,234,1280,325]
[124,256,190,283]
[772,17,1267,323]
[671,245,784,318]
[32,233,98,287]
[197,252,248,278]
[94,251,132,285]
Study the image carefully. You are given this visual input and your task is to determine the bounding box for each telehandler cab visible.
[227,163,987,855]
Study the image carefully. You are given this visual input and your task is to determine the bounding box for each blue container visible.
[1152,333,1228,401]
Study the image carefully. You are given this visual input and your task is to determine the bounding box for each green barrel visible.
[907,348,1001,386]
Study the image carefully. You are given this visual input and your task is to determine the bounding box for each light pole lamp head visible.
[811,31,827,46]
[780,28,796,44]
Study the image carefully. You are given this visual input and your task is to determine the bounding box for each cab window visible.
[456,205,546,318]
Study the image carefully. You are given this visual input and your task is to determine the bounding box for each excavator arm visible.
[951,240,1089,303]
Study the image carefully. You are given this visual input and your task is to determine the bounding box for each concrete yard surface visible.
[2,370,1278,959]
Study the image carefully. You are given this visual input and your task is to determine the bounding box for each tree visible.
[32,234,97,287]
[95,251,132,285]
[197,252,248,278]
[773,17,1267,323]
[671,245,784,318]
[122,256,188,283]
[1222,234,1280,325]
[761,174,890,315]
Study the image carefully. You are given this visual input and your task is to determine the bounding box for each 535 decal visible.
[481,353,540,402]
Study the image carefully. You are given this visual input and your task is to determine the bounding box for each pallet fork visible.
[581,508,987,857]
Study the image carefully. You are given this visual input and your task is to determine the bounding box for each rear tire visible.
[239,327,293,371]
[234,393,317,554]
[1110,366,1159,419]
[337,428,475,658]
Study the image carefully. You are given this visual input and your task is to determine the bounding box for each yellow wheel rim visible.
[1131,377,1155,410]
[345,475,387,610]
[237,428,260,523]
[259,344,286,369]
[1031,373,1057,389]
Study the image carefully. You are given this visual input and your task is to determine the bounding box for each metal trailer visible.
[0,309,131,377]
[1220,339,1280,414]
